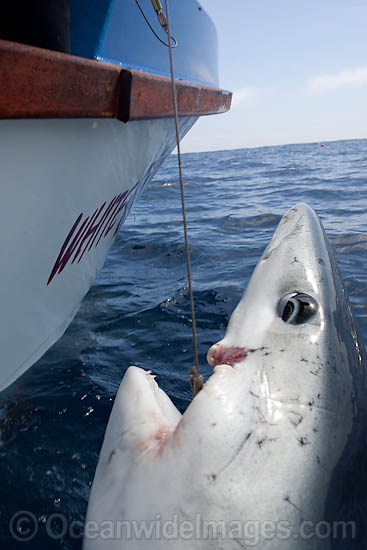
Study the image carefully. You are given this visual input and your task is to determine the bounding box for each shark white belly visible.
[84,203,367,549]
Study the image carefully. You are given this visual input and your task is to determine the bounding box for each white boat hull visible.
[0,116,196,391]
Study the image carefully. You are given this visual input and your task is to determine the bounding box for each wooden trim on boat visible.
[0,40,232,122]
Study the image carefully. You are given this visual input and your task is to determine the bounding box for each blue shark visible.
[84,204,367,549]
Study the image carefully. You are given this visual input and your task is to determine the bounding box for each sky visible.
[180,0,367,153]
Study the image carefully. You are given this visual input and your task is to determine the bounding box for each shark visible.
[84,203,367,549]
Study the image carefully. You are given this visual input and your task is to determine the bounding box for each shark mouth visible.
[115,356,245,459]
[118,340,251,443]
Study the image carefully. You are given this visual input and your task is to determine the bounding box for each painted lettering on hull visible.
[47,183,138,285]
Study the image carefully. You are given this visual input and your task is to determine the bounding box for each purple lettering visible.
[47,181,143,285]
[47,214,86,285]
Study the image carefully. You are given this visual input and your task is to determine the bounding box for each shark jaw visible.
[85,203,366,549]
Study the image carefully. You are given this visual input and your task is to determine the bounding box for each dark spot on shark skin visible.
[230,538,249,550]
[280,349,285,352]
[257,437,277,449]
[292,256,299,263]
[298,436,310,446]
[215,432,253,478]
[108,450,116,464]
[289,395,301,403]
[176,506,193,523]
[289,412,303,427]
[284,495,302,515]
[207,474,217,482]
[301,358,308,363]
[211,423,217,427]
[235,541,249,549]
[250,390,259,398]
[255,407,268,424]
[262,245,278,261]
[282,212,292,224]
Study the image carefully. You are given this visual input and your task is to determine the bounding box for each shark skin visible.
[84,204,367,549]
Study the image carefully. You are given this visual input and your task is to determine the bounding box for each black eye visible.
[278,293,318,325]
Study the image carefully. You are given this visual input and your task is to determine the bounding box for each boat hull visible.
[0,116,196,391]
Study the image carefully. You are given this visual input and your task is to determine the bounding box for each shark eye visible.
[278,293,318,325]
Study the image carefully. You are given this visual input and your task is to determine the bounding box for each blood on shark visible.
[84,204,367,549]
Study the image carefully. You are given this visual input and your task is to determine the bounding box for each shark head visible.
[85,204,366,549]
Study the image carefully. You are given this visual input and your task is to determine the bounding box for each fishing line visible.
[163,0,203,397]
[135,0,177,48]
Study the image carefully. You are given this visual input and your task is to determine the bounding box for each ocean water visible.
[0,139,366,548]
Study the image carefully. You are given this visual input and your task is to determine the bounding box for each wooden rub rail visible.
[0,40,232,121]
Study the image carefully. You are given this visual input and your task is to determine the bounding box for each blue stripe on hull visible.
[70,0,218,86]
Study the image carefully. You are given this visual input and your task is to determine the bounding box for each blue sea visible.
[0,139,366,548]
